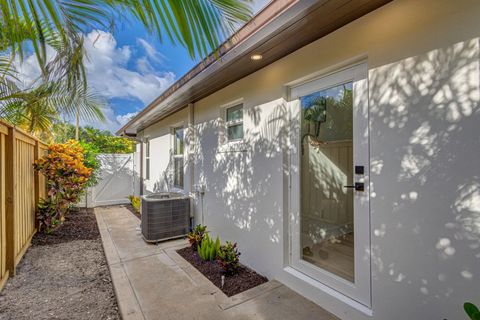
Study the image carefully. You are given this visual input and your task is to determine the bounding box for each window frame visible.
[172,126,185,189]
[224,102,244,142]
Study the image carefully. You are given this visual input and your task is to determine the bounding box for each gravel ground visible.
[0,209,120,320]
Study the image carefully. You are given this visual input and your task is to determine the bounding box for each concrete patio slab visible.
[95,206,338,320]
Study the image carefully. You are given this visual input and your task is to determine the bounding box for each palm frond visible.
[1,79,105,134]
[0,54,18,79]
[1,0,253,64]
[120,0,253,58]
[1,0,253,138]
[0,76,22,119]
[60,82,106,122]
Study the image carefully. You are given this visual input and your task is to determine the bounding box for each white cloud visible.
[80,107,138,133]
[84,30,175,105]
[13,46,56,88]
[116,112,139,128]
[137,38,166,63]
[136,57,154,74]
[12,30,175,133]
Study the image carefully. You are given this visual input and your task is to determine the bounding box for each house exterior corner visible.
[130,0,480,319]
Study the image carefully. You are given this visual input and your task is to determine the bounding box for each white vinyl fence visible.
[79,153,140,208]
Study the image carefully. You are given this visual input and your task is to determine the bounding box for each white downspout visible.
[187,103,196,228]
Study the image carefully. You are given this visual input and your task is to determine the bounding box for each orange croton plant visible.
[34,140,92,233]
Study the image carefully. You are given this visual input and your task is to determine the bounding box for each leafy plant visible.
[79,141,100,188]
[465,302,480,320]
[198,234,221,261]
[304,97,327,122]
[1,1,252,140]
[187,225,208,251]
[36,198,62,234]
[217,241,241,275]
[53,123,136,153]
[34,140,92,232]
[1,1,253,73]
[1,81,105,141]
[128,195,141,214]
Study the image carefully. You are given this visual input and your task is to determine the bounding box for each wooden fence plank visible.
[34,142,41,230]
[13,138,36,264]
[0,130,8,291]
[0,120,46,288]
[5,127,16,276]
[15,132,36,146]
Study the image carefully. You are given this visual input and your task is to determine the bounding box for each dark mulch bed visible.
[177,246,268,297]
[0,208,120,320]
[32,208,99,246]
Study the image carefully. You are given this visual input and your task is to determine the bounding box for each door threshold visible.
[283,266,373,317]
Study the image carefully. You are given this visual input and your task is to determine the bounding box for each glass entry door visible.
[289,63,371,307]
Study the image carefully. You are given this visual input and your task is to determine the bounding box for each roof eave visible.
[116,0,301,135]
[117,0,392,135]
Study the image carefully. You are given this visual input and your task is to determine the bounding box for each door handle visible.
[344,182,364,191]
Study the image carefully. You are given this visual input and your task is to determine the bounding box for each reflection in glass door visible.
[300,83,355,282]
[289,63,370,307]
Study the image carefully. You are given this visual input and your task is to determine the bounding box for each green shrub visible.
[128,195,141,213]
[198,234,221,261]
[34,141,93,233]
[53,123,135,154]
[217,241,241,275]
[187,225,207,251]
[465,302,480,320]
[79,141,100,188]
[36,198,62,234]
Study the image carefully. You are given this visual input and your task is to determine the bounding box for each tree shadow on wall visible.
[193,99,294,272]
[366,38,480,318]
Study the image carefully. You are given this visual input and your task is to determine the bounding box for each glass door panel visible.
[300,83,354,282]
[289,63,371,307]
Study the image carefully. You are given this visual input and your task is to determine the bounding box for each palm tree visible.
[2,1,251,59]
[0,16,104,138]
[0,0,252,138]
[0,80,104,139]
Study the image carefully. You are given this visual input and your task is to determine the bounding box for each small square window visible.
[226,104,244,141]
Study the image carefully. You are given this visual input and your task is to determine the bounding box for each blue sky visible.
[14,1,270,133]
[78,0,270,132]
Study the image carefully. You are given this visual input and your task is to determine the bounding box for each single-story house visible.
[118,0,480,319]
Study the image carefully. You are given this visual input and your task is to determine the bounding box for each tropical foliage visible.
[79,141,101,187]
[187,224,208,251]
[465,302,480,320]
[34,140,93,233]
[217,241,241,275]
[0,0,253,67]
[53,123,135,153]
[0,82,104,138]
[187,225,242,275]
[128,195,141,214]
[198,234,221,261]
[302,84,353,144]
[0,0,252,138]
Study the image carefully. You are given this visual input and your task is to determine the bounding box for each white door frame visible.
[288,62,371,307]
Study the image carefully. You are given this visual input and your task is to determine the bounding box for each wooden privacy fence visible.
[0,120,48,291]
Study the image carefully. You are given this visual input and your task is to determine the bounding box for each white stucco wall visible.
[141,0,480,319]
[141,108,190,194]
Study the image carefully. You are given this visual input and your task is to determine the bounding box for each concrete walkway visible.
[95,206,337,320]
